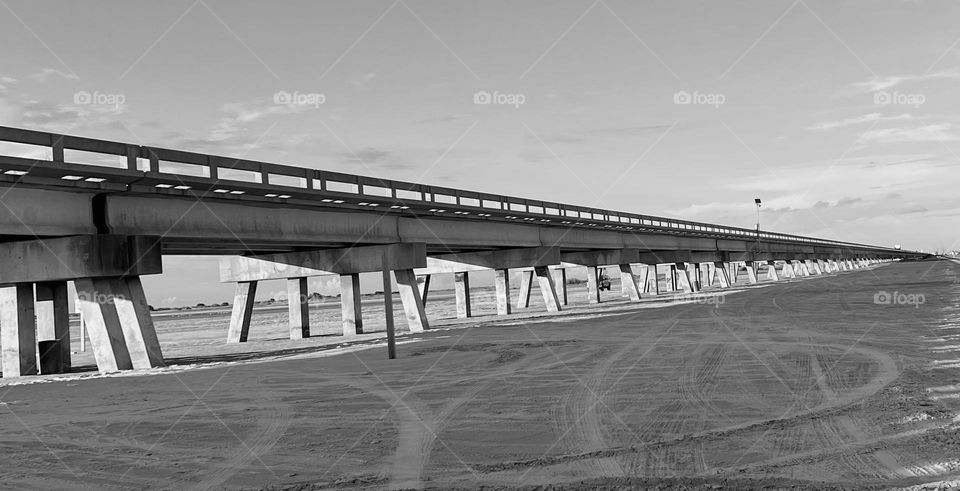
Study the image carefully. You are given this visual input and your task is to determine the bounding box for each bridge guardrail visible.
[0,125,912,255]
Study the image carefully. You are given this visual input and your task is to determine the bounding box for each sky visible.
[0,0,958,306]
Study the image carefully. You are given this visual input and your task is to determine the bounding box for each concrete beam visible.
[220,243,427,282]
[415,247,560,275]
[639,250,691,265]
[561,248,639,267]
[0,235,162,286]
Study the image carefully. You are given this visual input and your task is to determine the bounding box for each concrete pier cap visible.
[0,235,164,377]
[221,243,430,344]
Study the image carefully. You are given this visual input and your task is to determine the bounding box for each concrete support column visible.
[670,264,679,291]
[619,264,641,301]
[652,265,662,294]
[713,262,731,288]
[76,277,164,372]
[552,268,568,306]
[586,266,601,304]
[534,266,561,312]
[454,272,472,319]
[692,263,702,292]
[287,277,310,339]
[494,269,511,315]
[417,274,431,306]
[781,262,795,279]
[0,283,37,377]
[517,271,534,308]
[339,273,363,335]
[35,281,70,373]
[637,265,652,294]
[394,269,428,333]
[745,262,758,284]
[766,261,781,281]
[227,281,257,342]
[675,263,694,293]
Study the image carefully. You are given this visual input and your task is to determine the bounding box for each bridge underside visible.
[0,172,924,380]
[0,186,919,259]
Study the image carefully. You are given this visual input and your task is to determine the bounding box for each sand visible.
[1,260,959,490]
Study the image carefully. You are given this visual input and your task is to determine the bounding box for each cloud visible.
[806,112,913,131]
[28,68,78,82]
[858,124,960,144]
[545,124,675,144]
[350,72,376,88]
[851,67,960,93]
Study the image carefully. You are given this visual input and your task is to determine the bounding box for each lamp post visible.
[754,198,762,252]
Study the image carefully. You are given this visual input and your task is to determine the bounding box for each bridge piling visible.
[0,283,38,377]
[340,273,363,335]
[287,277,310,339]
[35,281,70,373]
[454,272,472,319]
[619,264,641,301]
[226,281,258,343]
[495,269,511,315]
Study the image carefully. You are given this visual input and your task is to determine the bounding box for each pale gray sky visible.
[1,1,958,305]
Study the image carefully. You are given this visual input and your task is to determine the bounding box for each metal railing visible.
[0,125,907,254]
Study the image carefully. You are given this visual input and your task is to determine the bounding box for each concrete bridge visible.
[0,125,927,378]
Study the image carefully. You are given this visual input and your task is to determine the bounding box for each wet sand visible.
[1,260,959,490]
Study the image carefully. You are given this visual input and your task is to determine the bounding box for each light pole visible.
[754,198,762,252]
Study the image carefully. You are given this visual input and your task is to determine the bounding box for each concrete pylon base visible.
[394,269,429,332]
[495,269,511,315]
[534,266,562,312]
[713,262,731,288]
[75,276,165,373]
[0,284,38,377]
[618,264,640,301]
[454,272,472,319]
